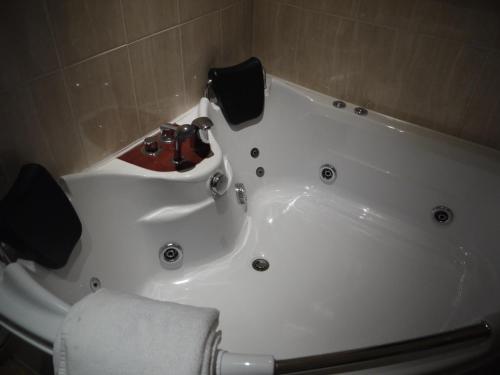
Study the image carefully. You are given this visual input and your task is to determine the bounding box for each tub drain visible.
[432,206,453,224]
[159,242,183,269]
[252,258,269,272]
[320,164,337,184]
[89,277,101,292]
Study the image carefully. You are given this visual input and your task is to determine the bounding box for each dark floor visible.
[0,330,499,375]
[0,333,53,375]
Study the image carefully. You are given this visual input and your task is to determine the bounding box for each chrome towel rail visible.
[275,321,492,374]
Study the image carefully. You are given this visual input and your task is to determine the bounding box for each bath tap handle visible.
[143,136,160,156]
[192,117,214,144]
[160,123,177,143]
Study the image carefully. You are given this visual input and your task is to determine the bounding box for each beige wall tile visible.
[219,0,241,9]
[280,0,302,6]
[46,0,126,65]
[296,10,340,93]
[326,19,356,101]
[122,0,179,42]
[343,22,398,111]
[30,72,88,175]
[411,1,500,49]
[0,0,59,91]
[1,0,500,177]
[328,19,399,111]
[128,29,186,133]
[181,12,222,107]
[253,1,301,82]
[253,0,277,71]
[221,0,253,66]
[0,0,254,175]
[394,34,463,130]
[358,0,416,29]
[432,46,487,137]
[0,89,55,179]
[65,47,141,164]
[302,0,359,17]
[255,0,500,150]
[461,51,500,147]
[179,0,219,22]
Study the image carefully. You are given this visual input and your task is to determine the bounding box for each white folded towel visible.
[53,289,221,375]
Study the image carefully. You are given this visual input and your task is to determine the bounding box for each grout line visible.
[246,0,254,58]
[126,21,179,46]
[177,0,188,111]
[129,4,234,46]
[291,3,301,83]
[472,50,496,144]
[25,0,499,87]
[178,29,188,112]
[26,80,58,172]
[219,7,225,63]
[42,0,63,69]
[177,0,183,23]
[146,35,162,129]
[250,0,256,55]
[408,0,418,31]
[118,0,130,43]
[83,0,100,61]
[278,1,500,51]
[299,5,398,33]
[388,28,404,109]
[118,0,142,134]
[60,70,91,168]
[459,49,491,138]
[327,12,344,97]
[352,0,361,19]
[53,1,242,72]
[27,1,63,171]
[124,45,143,133]
[62,43,129,70]
[27,68,62,84]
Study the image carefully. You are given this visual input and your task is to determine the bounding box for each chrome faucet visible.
[172,124,196,166]
[158,118,214,168]
[191,117,214,158]
[192,117,214,143]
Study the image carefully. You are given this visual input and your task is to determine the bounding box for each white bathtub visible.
[2,76,500,374]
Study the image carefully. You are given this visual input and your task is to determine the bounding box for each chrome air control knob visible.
[160,123,177,143]
[142,136,161,156]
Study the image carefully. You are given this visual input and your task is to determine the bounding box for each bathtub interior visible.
[19,77,500,360]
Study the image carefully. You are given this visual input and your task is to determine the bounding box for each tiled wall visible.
[0,0,252,194]
[253,0,500,150]
[3,0,500,197]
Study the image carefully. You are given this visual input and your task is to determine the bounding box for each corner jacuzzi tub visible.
[2,76,500,374]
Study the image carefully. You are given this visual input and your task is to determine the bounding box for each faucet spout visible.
[173,124,196,166]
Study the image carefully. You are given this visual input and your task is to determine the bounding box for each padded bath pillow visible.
[208,57,265,125]
[0,164,82,269]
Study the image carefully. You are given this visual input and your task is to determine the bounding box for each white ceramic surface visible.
[4,76,500,373]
